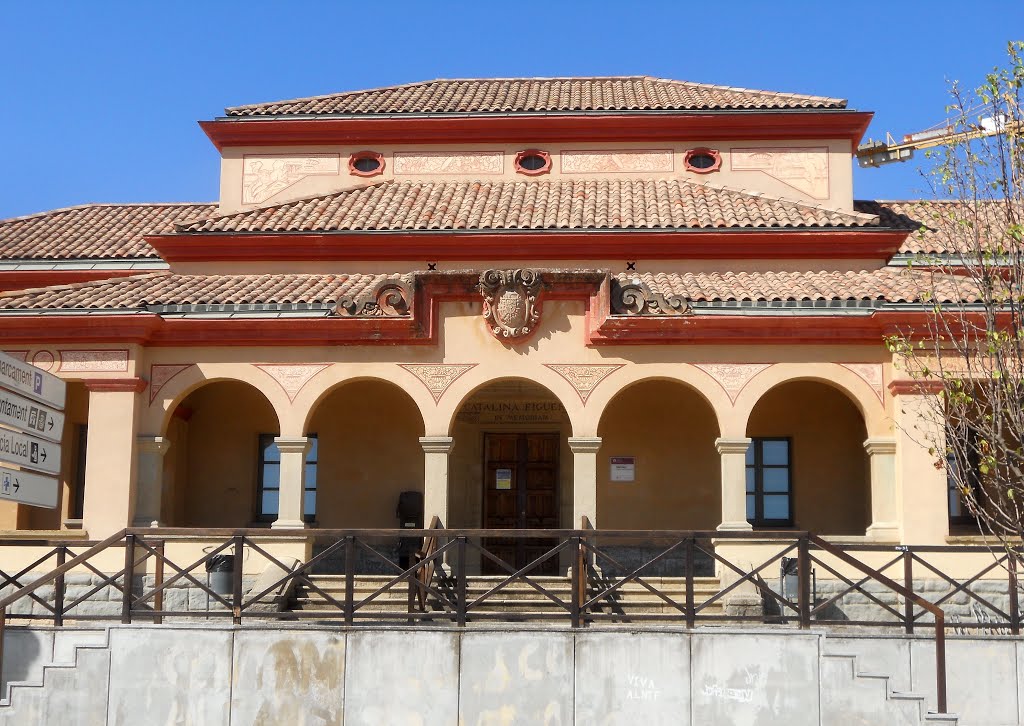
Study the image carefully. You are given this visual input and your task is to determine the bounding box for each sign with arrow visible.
[0,350,66,409]
[0,427,61,475]
[0,465,58,509]
[0,387,64,443]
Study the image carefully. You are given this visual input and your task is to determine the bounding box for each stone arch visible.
[732,363,889,438]
[293,368,433,437]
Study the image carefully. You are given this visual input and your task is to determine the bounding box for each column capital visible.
[137,435,171,456]
[420,436,454,455]
[715,437,752,455]
[568,436,602,454]
[273,436,312,455]
[863,437,897,456]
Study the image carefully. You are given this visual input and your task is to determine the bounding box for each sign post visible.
[0,351,65,509]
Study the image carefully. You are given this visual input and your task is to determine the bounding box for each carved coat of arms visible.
[479,269,542,342]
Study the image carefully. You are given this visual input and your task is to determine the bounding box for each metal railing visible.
[1,525,1021,714]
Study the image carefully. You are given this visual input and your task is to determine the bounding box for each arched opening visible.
[450,379,572,573]
[0,381,89,531]
[305,379,425,528]
[745,380,869,535]
[163,380,280,527]
[597,379,721,530]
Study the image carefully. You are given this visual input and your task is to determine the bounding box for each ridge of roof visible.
[176,178,879,234]
[224,76,847,116]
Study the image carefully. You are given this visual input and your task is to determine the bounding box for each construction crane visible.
[856,109,1013,168]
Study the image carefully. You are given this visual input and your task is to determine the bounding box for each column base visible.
[271,519,307,530]
[865,522,900,542]
[717,520,754,532]
[131,517,162,528]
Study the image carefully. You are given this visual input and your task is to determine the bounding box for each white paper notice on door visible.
[496,468,513,490]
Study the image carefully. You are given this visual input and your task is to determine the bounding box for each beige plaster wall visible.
[597,380,721,530]
[218,139,854,215]
[307,380,425,528]
[746,380,870,535]
[168,381,279,527]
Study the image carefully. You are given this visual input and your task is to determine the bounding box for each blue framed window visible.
[746,438,793,527]
[256,434,317,523]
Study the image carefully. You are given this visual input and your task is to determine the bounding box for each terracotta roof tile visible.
[0,203,217,261]
[0,272,388,310]
[179,179,879,234]
[855,200,1020,255]
[620,268,981,304]
[225,77,846,116]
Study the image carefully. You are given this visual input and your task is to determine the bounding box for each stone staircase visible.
[821,651,959,725]
[289,574,727,621]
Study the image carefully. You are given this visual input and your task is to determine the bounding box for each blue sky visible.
[1,1,1021,219]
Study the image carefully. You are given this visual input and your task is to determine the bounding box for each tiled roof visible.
[0,203,217,261]
[619,268,982,304]
[855,200,1019,255]
[224,76,847,116]
[0,272,388,310]
[178,179,879,234]
[0,268,981,311]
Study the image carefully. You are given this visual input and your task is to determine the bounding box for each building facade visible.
[0,76,967,551]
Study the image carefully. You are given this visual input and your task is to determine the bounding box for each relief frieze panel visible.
[242,154,341,205]
[731,147,829,199]
[840,363,885,401]
[393,151,504,175]
[560,149,674,173]
[399,364,477,403]
[149,364,195,404]
[544,363,624,404]
[58,349,130,373]
[694,363,771,402]
[254,364,330,402]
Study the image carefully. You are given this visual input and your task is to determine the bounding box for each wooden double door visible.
[483,433,560,574]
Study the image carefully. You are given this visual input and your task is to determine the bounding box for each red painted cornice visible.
[199,111,874,150]
[147,229,907,263]
[0,270,146,294]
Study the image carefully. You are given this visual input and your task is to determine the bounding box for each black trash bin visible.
[396,491,424,569]
[206,554,235,596]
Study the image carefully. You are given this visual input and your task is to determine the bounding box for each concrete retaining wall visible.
[2,625,1022,725]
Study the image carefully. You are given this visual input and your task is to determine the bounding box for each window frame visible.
[255,433,318,524]
[746,437,794,528]
[946,426,983,527]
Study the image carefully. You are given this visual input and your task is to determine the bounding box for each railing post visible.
[797,535,811,629]
[902,548,915,635]
[232,536,244,625]
[154,541,165,625]
[685,536,696,629]
[570,535,581,629]
[456,536,467,628]
[121,534,136,624]
[344,535,355,626]
[935,611,948,713]
[54,546,66,628]
[1009,549,1021,636]
[0,607,5,688]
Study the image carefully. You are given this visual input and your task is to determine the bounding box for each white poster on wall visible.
[610,456,636,483]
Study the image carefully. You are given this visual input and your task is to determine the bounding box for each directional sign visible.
[0,427,61,476]
[0,465,58,509]
[0,387,64,443]
[0,350,66,409]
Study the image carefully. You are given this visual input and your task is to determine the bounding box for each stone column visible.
[272,436,311,529]
[568,437,602,528]
[715,437,753,531]
[82,381,144,537]
[891,383,949,543]
[864,437,899,541]
[134,436,170,527]
[420,436,454,526]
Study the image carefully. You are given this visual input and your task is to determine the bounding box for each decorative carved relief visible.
[560,149,673,173]
[149,364,195,404]
[544,363,624,404]
[399,364,477,403]
[840,363,885,401]
[30,350,52,370]
[695,363,771,402]
[254,364,330,402]
[393,151,503,175]
[3,351,28,362]
[611,278,690,316]
[731,147,829,199]
[242,154,341,205]
[479,269,542,342]
[335,278,414,317]
[59,349,129,372]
